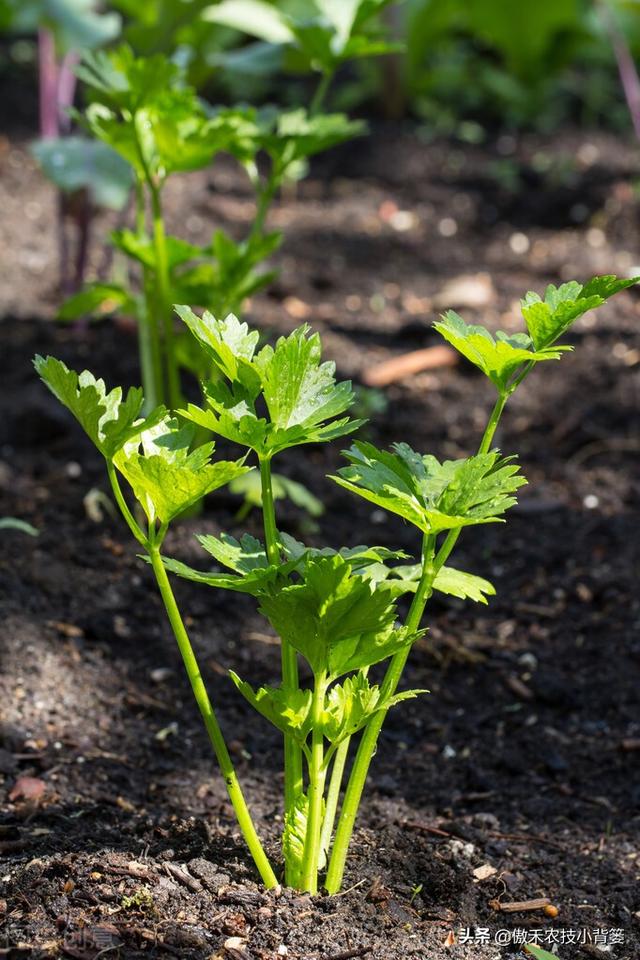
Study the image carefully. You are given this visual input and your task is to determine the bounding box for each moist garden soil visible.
[0,125,639,960]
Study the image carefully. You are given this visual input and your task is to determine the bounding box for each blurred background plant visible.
[1,0,639,400]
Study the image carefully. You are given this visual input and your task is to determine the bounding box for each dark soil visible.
[1,125,639,960]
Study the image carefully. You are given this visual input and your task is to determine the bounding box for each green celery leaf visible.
[434,310,567,391]
[229,469,325,518]
[80,49,254,180]
[25,0,121,53]
[177,314,363,456]
[180,399,270,453]
[332,441,526,535]
[521,274,640,349]
[338,35,403,62]
[159,555,285,595]
[323,673,427,743]
[433,566,495,604]
[369,563,495,604]
[76,46,181,112]
[230,672,312,740]
[258,554,412,679]
[197,532,268,572]
[83,102,144,175]
[174,307,262,396]
[58,283,137,322]
[202,0,294,44]
[322,672,380,742]
[279,533,407,567]
[158,531,300,595]
[282,791,310,889]
[259,109,366,168]
[111,230,201,271]
[175,228,282,318]
[34,356,151,458]
[320,0,394,45]
[255,325,353,430]
[114,415,249,524]
[32,137,132,210]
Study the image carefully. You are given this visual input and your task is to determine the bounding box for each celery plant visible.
[35,273,637,893]
[59,25,385,412]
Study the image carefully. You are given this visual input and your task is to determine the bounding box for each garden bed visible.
[0,127,639,959]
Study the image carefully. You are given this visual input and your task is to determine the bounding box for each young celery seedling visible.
[60,45,366,414]
[36,273,637,894]
[33,356,277,889]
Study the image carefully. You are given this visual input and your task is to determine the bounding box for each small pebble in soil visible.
[438,217,458,237]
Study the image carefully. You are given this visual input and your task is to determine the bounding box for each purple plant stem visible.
[600,1,640,141]
[38,29,59,139]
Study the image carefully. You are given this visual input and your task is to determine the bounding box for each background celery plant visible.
[57,0,399,412]
[35,273,637,893]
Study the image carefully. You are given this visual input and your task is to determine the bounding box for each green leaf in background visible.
[32,137,133,210]
[434,310,568,391]
[258,109,366,169]
[521,274,640,349]
[58,283,137,322]
[34,356,150,458]
[204,0,397,74]
[318,0,385,47]
[467,0,580,79]
[258,554,411,679]
[173,230,281,320]
[114,416,249,524]
[7,0,120,53]
[76,46,181,112]
[332,441,526,535]
[229,468,324,520]
[111,230,202,272]
[79,48,258,181]
[0,518,39,536]
[203,0,294,44]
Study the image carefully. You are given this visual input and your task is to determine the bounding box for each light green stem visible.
[301,672,328,893]
[107,462,147,548]
[105,467,276,887]
[318,737,349,870]
[310,70,333,117]
[259,457,304,825]
[248,68,332,247]
[325,539,435,893]
[150,182,180,411]
[134,178,162,411]
[149,545,278,889]
[250,170,278,242]
[325,389,513,894]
